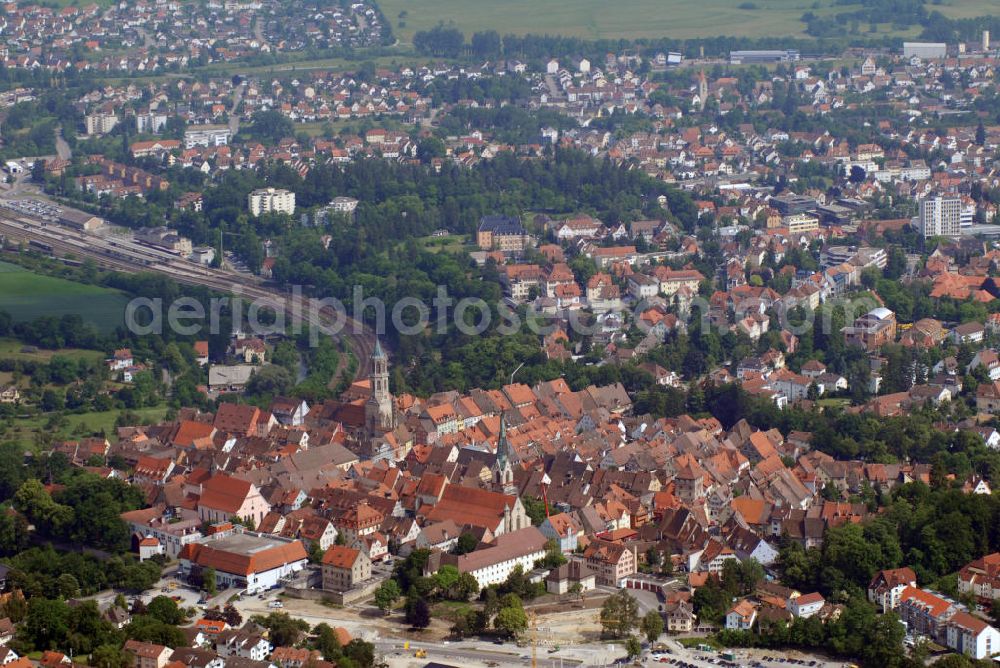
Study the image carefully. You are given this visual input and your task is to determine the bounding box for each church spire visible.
[365,337,395,438]
[494,412,516,496]
[496,412,510,468]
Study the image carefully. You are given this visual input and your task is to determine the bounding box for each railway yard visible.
[0,200,377,378]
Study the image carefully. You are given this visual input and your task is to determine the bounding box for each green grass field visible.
[0,338,105,364]
[382,0,1000,42]
[1,405,170,450]
[933,0,1000,19]
[417,233,472,254]
[385,0,838,41]
[0,261,130,332]
[817,397,851,409]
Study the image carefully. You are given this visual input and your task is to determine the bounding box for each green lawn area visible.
[394,233,472,255]
[417,234,472,255]
[817,397,850,409]
[431,600,474,618]
[0,261,130,332]
[381,0,1000,42]
[2,405,170,449]
[0,338,105,364]
[933,0,1000,20]
[292,118,409,138]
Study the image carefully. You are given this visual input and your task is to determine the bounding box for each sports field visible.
[0,261,130,332]
[381,0,1000,42]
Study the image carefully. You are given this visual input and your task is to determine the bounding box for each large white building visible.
[326,196,359,214]
[136,112,168,134]
[248,187,296,217]
[177,531,308,594]
[85,112,119,136]
[918,196,962,238]
[440,526,547,589]
[946,612,1000,660]
[903,42,947,59]
[316,197,360,224]
[184,125,231,149]
[121,505,204,558]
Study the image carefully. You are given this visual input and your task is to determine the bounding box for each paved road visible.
[230,82,246,137]
[54,127,71,161]
[544,74,565,101]
[137,27,155,49]
[253,16,267,49]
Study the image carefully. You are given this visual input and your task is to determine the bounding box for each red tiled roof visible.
[899,586,952,618]
[950,610,989,634]
[321,545,361,569]
[198,474,253,514]
[424,485,516,532]
[179,540,306,576]
[171,420,215,447]
[213,403,260,434]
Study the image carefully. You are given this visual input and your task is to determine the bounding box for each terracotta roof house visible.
[197,474,270,527]
[321,545,371,592]
[213,403,262,436]
[269,648,320,668]
[169,420,217,448]
[946,611,1000,659]
[726,600,758,630]
[958,552,1000,602]
[868,567,917,612]
[39,652,70,668]
[583,538,637,586]
[124,640,172,668]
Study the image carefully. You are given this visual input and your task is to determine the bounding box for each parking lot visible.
[1,198,65,221]
[647,643,850,668]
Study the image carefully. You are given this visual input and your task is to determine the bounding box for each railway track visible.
[0,210,377,381]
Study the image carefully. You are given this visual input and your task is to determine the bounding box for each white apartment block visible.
[85,112,119,136]
[248,187,296,217]
[184,125,231,149]
[919,196,962,238]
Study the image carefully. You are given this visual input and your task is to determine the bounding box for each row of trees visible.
[683,554,905,666]
[383,545,568,640]
[12,473,145,553]
[249,613,377,668]
[599,589,664,655]
[779,483,1000,594]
